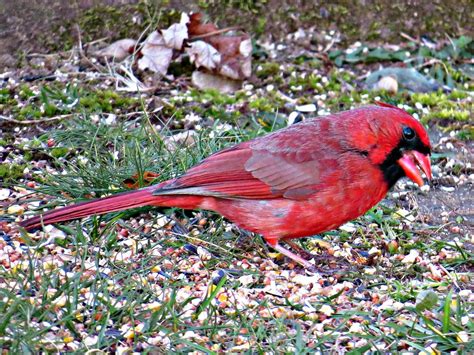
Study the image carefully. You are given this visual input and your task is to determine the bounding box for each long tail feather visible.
[20,185,160,231]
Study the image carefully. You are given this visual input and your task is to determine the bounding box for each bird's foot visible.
[282,240,365,275]
[267,239,365,275]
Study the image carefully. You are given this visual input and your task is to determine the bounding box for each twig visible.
[0,114,76,125]
[25,53,60,59]
[322,38,336,53]
[189,26,245,41]
[356,72,372,80]
[438,264,460,289]
[74,24,107,73]
[415,58,451,78]
[83,37,110,48]
[275,90,296,104]
[400,32,419,43]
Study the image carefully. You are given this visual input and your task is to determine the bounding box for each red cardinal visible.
[20,103,432,268]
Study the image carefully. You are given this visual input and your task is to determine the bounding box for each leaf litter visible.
[96,11,252,92]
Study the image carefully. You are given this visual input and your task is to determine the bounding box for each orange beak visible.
[397,151,432,187]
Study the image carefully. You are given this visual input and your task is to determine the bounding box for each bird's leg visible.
[264,237,315,269]
[284,239,360,272]
[272,243,316,269]
[284,240,317,261]
[284,239,339,261]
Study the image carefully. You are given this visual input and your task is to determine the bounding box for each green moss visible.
[50,147,70,158]
[0,88,18,110]
[249,97,274,112]
[23,151,33,162]
[79,89,138,112]
[44,103,60,117]
[254,17,267,37]
[256,63,280,79]
[457,127,474,140]
[192,89,237,106]
[161,106,186,121]
[17,106,42,120]
[19,85,35,100]
[422,109,470,124]
[412,92,449,107]
[287,73,324,93]
[0,88,10,103]
[0,164,26,181]
[448,90,468,100]
[367,21,382,41]
[326,93,357,109]
[6,84,139,121]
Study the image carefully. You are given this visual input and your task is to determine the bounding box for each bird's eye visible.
[403,126,416,141]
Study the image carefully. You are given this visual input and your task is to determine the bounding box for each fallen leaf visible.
[239,38,253,78]
[123,171,161,189]
[162,20,189,50]
[138,31,173,75]
[207,35,252,79]
[239,38,253,57]
[219,59,243,80]
[207,35,246,59]
[95,39,137,60]
[187,13,218,36]
[186,41,221,70]
[164,130,197,151]
[191,71,242,93]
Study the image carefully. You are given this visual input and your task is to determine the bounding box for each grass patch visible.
[2,113,471,352]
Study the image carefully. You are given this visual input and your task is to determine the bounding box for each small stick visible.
[400,32,419,43]
[189,26,245,41]
[0,114,75,125]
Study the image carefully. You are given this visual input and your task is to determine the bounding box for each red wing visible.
[154,143,280,199]
[154,119,343,200]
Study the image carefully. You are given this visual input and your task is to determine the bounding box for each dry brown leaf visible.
[201,32,252,80]
[161,13,190,50]
[239,38,253,78]
[186,41,221,70]
[134,12,252,83]
[205,35,252,80]
[191,71,242,93]
[187,13,218,36]
[123,171,160,189]
[137,31,173,75]
[95,39,137,60]
[239,38,253,57]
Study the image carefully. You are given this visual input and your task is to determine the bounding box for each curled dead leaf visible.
[186,41,221,70]
[138,31,173,75]
[187,13,218,36]
[239,38,253,57]
[162,22,189,50]
[95,39,137,61]
[192,71,242,93]
[207,35,252,80]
